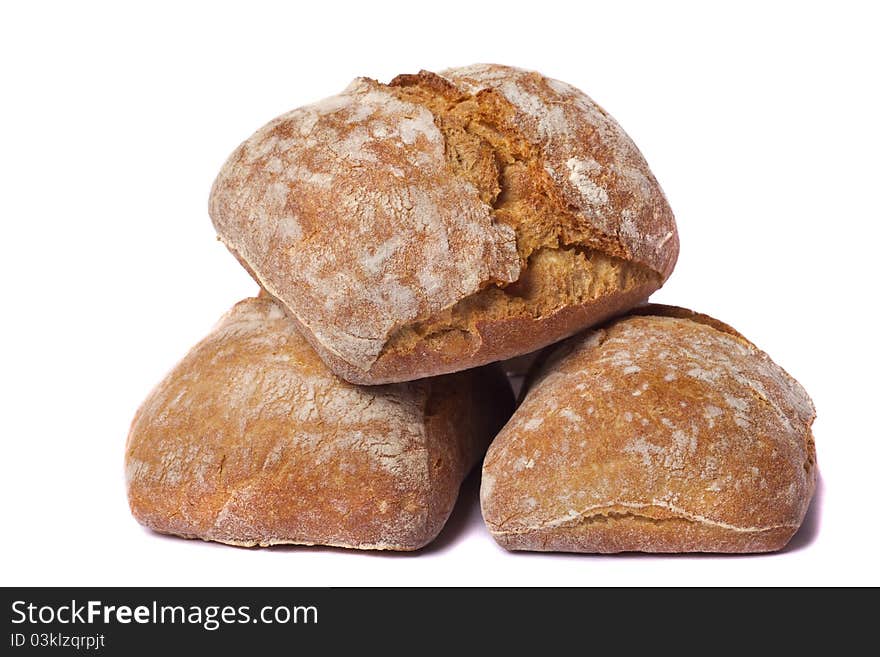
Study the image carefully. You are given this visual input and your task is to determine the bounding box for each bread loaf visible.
[209,64,678,384]
[481,305,817,553]
[125,296,513,550]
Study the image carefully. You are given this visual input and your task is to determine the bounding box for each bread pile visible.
[126,64,816,553]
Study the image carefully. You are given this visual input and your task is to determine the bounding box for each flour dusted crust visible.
[440,64,677,279]
[209,79,520,374]
[481,305,817,553]
[125,296,513,550]
[210,65,678,384]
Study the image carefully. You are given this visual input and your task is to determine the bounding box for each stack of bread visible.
[126,64,816,553]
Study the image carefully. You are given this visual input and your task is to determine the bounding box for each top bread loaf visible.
[209,64,679,384]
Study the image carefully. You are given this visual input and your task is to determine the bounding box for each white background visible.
[2,1,877,586]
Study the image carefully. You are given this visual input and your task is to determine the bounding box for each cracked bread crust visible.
[481,304,817,554]
[125,296,513,551]
[438,64,678,279]
[209,77,520,378]
[209,65,678,384]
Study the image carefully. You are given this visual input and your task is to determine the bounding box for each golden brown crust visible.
[209,77,520,376]
[209,64,678,385]
[625,303,749,342]
[517,303,752,400]
[481,305,817,554]
[440,65,679,279]
[125,296,513,550]
[493,514,798,554]
[301,281,657,385]
[421,364,516,537]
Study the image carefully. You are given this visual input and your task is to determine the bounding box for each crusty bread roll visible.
[209,64,678,385]
[481,305,817,553]
[125,296,513,550]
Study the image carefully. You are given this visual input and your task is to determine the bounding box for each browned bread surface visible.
[125,296,513,550]
[209,64,678,384]
[481,305,817,553]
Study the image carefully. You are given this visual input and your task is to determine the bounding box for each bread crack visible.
[389,71,629,264]
[489,507,796,536]
[375,72,659,359]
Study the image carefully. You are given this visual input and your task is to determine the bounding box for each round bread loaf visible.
[125,296,513,550]
[209,64,678,384]
[481,305,817,553]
